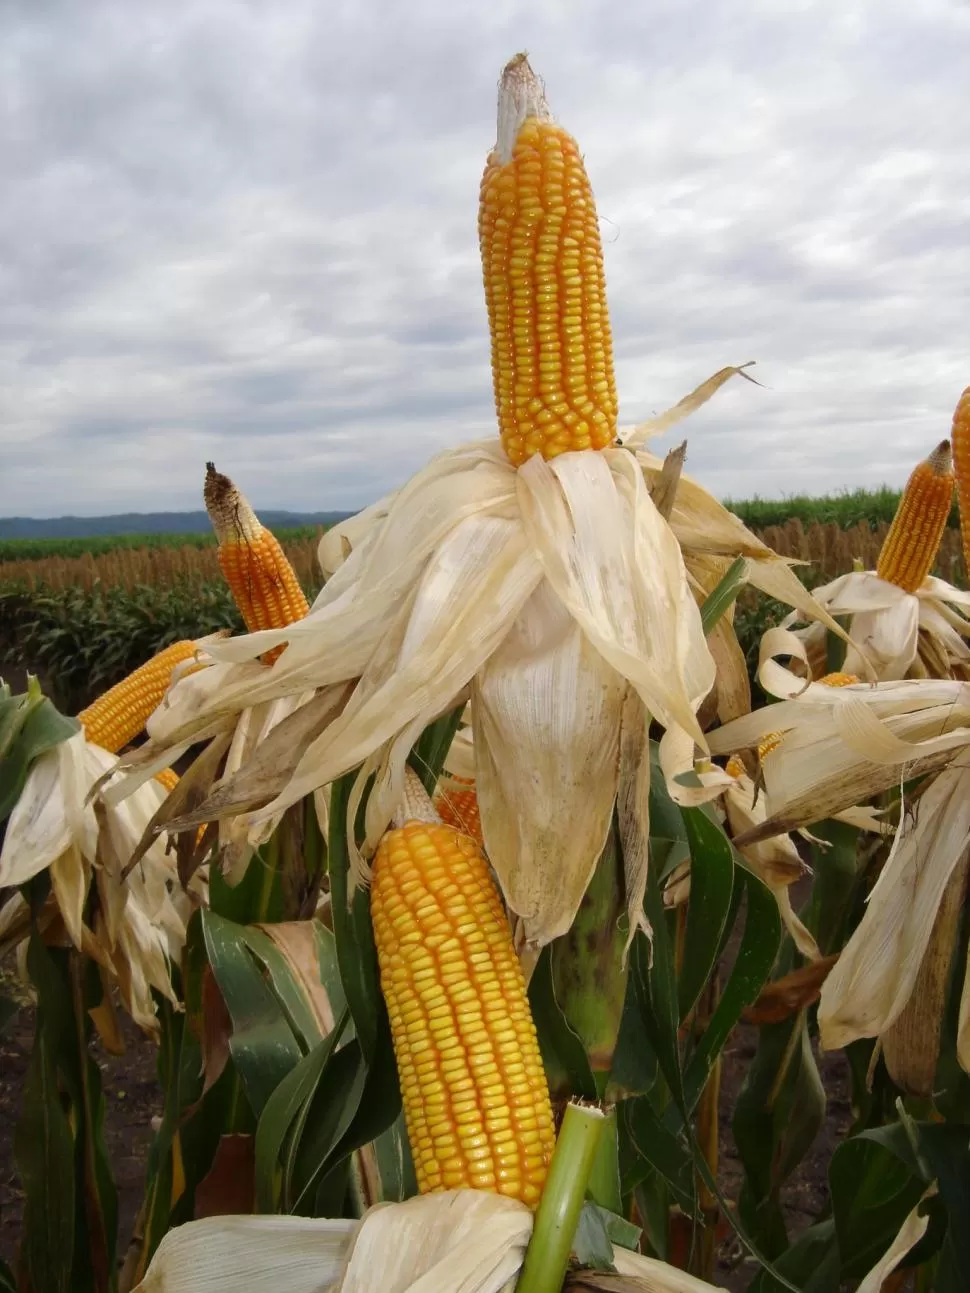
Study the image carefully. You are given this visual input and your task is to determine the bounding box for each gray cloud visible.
[2,0,969,517]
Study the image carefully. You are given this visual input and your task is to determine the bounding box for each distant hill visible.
[0,510,354,540]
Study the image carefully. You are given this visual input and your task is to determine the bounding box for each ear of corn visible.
[77,639,199,754]
[876,440,955,592]
[952,388,970,577]
[154,767,180,793]
[203,462,310,660]
[479,53,617,467]
[371,803,556,1206]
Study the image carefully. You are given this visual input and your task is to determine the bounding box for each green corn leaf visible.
[408,702,465,795]
[254,1012,349,1213]
[733,1013,825,1254]
[201,909,305,1118]
[14,1004,76,1293]
[328,772,382,1063]
[700,556,748,634]
[528,944,598,1102]
[677,806,735,1022]
[682,867,781,1114]
[829,1132,927,1281]
[289,1039,368,1212]
[619,1096,693,1211]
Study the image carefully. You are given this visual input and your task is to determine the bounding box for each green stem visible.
[586,1109,621,1214]
[516,1102,606,1293]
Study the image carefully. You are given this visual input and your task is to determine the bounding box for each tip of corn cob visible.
[392,766,441,828]
[203,461,262,545]
[495,53,552,163]
[927,439,953,475]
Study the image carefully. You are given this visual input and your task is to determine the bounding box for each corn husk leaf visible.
[270,517,543,878]
[471,583,626,946]
[517,449,714,748]
[818,766,970,1052]
[337,1191,532,1293]
[619,363,758,450]
[134,1191,725,1293]
[854,1193,932,1293]
[722,773,820,961]
[133,1214,355,1292]
[709,630,970,840]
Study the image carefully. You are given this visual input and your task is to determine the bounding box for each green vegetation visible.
[0,524,322,563]
[0,582,250,713]
[725,484,960,531]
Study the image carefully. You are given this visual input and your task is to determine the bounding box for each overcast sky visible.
[3,0,969,518]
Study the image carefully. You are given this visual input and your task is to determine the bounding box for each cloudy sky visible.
[3,0,969,518]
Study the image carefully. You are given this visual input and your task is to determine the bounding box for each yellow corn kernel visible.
[154,767,180,793]
[433,778,484,848]
[77,640,198,754]
[203,462,310,662]
[951,388,970,578]
[479,54,617,467]
[816,672,860,688]
[371,819,556,1207]
[876,440,954,592]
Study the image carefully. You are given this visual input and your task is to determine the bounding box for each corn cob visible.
[77,640,198,754]
[154,767,180,793]
[433,778,484,848]
[479,54,617,467]
[951,388,970,578]
[876,440,954,592]
[371,776,555,1205]
[203,462,310,661]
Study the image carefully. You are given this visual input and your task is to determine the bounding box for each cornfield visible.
[757,516,965,584]
[0,532,324,593]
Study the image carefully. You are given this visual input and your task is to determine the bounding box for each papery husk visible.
[619,363,758,450]
[882,850,970,1095]
[784,569,970,684]
[336,1190,532,1293]
[818,766,970,1053]
[0,730,193,1034]
[517,450,715,749]
[854,1192,933,1293]
[710,629,970,842]
[722,774,820,962]
[133,1214,355,1293]
[580,1249,727,1290]
[132,1190,727,1293]
[472,584,626,946]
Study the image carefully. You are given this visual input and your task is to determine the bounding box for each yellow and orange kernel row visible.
[951,388,970,577]
[433,778,484,848]
[203,462,309,660]
[371,820,555,1206]
[876,440,954,593]
[77,639,198,754]
[480,58,617,467]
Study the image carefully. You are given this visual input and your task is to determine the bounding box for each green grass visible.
[0,525,322,563]
[724,486,959,532]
